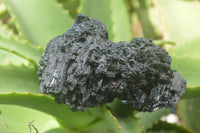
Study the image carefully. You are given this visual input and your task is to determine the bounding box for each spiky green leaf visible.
[153,0,200,44]
[0,93,99,129]
[0,105,63,133]
[136,6,161,39]
[0,49,28,65]
[170,39,200,132]
[0,37,43,66]
[79,0,132,42]
[137,108,170,132]
[147,121,194,133]
[6,0,74,46]
[0,22,18,40]
[0,64,39,93]
[57,0,80,18]
[0,22,28,65]
[169,39,200,87]
[177,98,200,132]
[88,105,123,133]
[171,56,200,87]
[107,99,142,133]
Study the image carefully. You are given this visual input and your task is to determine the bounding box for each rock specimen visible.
[37,14,186,112]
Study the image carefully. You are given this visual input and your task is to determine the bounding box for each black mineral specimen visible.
[37,14,186,112]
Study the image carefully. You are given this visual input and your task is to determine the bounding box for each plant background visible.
[0,0,200,133]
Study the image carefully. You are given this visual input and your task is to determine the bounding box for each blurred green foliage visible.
[0,0,200,132]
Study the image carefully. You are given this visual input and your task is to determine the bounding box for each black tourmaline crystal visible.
[37,14,186,112]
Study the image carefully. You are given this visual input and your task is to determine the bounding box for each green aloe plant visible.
[0,0,200,132]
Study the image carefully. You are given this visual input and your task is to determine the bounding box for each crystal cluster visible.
[37,14,186,111]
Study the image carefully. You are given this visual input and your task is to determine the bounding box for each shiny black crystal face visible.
[37,14,186,112]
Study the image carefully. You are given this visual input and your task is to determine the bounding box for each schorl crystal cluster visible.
[37,14,186,112]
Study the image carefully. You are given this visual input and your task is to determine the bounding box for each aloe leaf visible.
[0,22,42,66]
[153,40,175,47]
[0,22,18,40]
[0,64,39,93]
[169,39,200,99]
[0,2,9,19]
[169,38,200,87]
[170,55,200,99]
[137,8,161,39]
[182,86,200,99]
[80,120,113,133]
[170,40,200,132]
[170,39,200,132]
[83,99,142,133]
[136,108,170,132]
[88,105,123,133]
[0,105,63,133]
[110,0,132,42]
[44,127,77,133]
[131,12,143,37]
[0,37,43,66]
[0,22,28,65]
[6,17,18,34]
[0,93,99,129]
[132,0,152,9]
[148,121,194,133]
[79,0,132,42]
[79,0,113,41]
[153,0,200,44]
[107,99,142,133]
[57,0,80,18]
[171,56,200,87]
[148,131,179,133]
[0,8,20,38]
[130,0,162,39]
[177,98,200,132]
[0,49,28,65]
[169,39,200,58]
[117,116,142,133]
[6,0,74,46]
